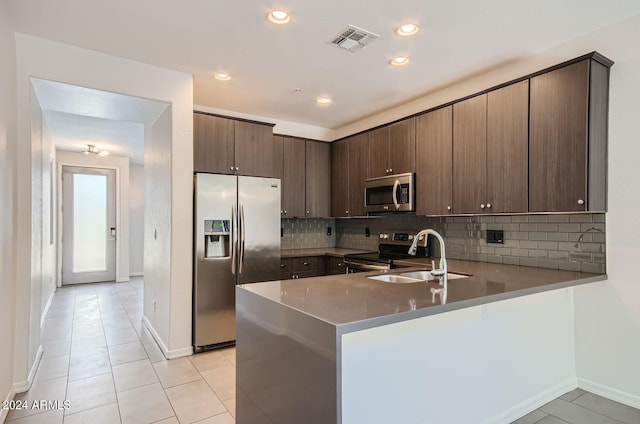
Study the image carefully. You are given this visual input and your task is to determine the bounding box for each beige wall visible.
[0,1,17,415]
[129,163,145,276]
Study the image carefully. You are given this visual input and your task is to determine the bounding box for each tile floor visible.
[6,278,236,424]
[7,279,640,424]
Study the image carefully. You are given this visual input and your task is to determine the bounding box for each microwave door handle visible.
[392,179,401,210]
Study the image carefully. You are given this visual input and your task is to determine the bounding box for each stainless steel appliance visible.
[364,172,415,213]
[343,231,431,273]
[193,173,281,350]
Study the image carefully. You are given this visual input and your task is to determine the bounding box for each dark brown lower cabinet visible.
[325,256,347,275]
[280,256,326,279]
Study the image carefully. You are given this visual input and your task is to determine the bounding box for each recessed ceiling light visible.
[214,72,231,81]
[268,10,290,24]
[316,96,332,105]
[390,56,410,66]
[396,23,419,37]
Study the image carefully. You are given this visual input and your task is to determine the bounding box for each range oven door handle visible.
[392,179,401,210]
[343,260,391,272]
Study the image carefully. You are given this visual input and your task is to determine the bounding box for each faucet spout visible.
[408,229,448,304]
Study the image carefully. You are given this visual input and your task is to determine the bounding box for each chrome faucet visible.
[408,229,448,304]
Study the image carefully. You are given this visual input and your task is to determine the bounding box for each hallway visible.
[6,279,235,424]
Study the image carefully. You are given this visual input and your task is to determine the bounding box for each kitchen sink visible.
[367,269,469,284]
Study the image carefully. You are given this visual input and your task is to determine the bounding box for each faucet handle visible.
[431,259,436,270]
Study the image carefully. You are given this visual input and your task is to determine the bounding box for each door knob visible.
[486,203,492,209]
[578,199,585,205]
[480,204,486,209]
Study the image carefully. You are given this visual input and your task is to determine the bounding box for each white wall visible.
[129,163,144,276]
[342,289,576,424]
[0,1,17,417]
[14,34,193,385]
[56,150,131,283]
[336,13,640,408]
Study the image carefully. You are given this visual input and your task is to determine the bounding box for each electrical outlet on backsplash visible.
[333,213,606,274]
[281,218,337,250]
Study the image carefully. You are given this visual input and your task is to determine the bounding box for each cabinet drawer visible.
[326,256,347,275]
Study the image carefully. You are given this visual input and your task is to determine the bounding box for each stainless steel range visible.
[343,231,432,273]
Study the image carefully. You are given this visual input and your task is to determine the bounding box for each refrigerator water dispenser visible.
[204,220,230,258]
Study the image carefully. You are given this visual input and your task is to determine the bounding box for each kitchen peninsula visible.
[235,259,605,424]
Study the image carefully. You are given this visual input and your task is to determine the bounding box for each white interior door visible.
[62,166,116,284]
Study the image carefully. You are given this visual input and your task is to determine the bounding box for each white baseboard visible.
[1,384,16,423]
[40,290,55,327]
[141,316,192,360]
[116,277,130,283]
[481,377,577,424]
[13,345,44,394]
[578,377,640,410]
[129,272,144,277]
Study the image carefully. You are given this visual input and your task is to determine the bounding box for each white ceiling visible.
[31,78,168,164]
[9,0,640,131]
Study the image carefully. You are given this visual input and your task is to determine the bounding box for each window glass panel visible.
[73,173,107,272]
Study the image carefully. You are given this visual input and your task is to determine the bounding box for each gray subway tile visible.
[569,214,594,223]
[519,240,538,249]
[538,241,559,250]
[480,216,495,223]
[593,254,606,264]
[494,247,511,255]
[511,248,528,257]
[547,214,570,223]
[592,214,605,223]
[548,233,569,242]
[507,231,529,240]
[558,242,576,251]
[502,256,520,266]
[503,240,520,248]
[520,258,539,268]
[559,223,581,232]
[559,261,581,272]
[519,223,538,231]
[528,249,548,258]
[487,255,503,264]
[580,243,605,254]
[538,259,560,270]
[487,224,504,231]
[529,215,549,223]
[502,223,520,232]
[511,215,529,223]
[529,232,548,241]
[495,216,512,223]
[581,263,606,274]
[538,223,559,232]
[581,223,605,233]
[548,251,569,260]
[480,246,495,255]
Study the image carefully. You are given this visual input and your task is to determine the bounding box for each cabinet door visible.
[272,136,284,214]
[326,256,346,275]
[282,137,306,218]
[486,80,529,213]
[331,140,349,217]
[305,141,331,217]
[368,127,389,178]
[529,60,589,212]
[348,133,369,216]
[389,117,416,175]
[416,107,452,215]
[453,94,487,214]
[193,113,235,174]
[234,121,273,177]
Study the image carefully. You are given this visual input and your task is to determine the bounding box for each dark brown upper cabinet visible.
[193,112,273,177]
[305,141,331,217]
[330,139,349,217]
[330,134,368,217]
[368,118,416,178]
[416,106,453,216]
[529,58,609,212]
[193,113,234,174]
[282,136,306,217]
[453,94,488,214]
[486,80,529,213]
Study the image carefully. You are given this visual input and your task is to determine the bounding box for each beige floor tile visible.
[220,347,236,366]
[68,348,111,381]
[222,398,235,418]
[65,373,116,415]
[6,377,67,420]
[40,324,73,342]
[117,382,174,424]
[194,412,235,424]
[108,341,148,366]
[5,409,64,423]
[143,342,166,363]
[63,402,121,424]
[165,380,227,423]
[41,339,71,359]
[112,359,158,392]
[34,355,69,382]
[101,316,133,330]
[45,306,75,319]
[189,350,232,373]
[152,418,179,424]
[201,365,235,401]
[105,327,139,346]
[70,335,107,356]
[153,357,201,388]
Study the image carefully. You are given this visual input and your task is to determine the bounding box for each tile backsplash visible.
[281,218,336,250]
[334,213,606,274]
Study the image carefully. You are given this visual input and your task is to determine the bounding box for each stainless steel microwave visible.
[364,173,415,213]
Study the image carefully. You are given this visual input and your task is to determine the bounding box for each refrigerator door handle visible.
[231,203,236,275]
[239,203,245,274]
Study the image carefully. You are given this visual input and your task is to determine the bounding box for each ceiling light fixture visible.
[268,10,290,24]
[214,72,231,81]
[316,96,332,105]
[390,56,410,66]
[83,144,109,156]
[396,23,420,37]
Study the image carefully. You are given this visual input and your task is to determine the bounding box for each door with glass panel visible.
[62,166,116,284]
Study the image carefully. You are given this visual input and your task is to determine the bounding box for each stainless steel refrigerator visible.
[193,173,281,350]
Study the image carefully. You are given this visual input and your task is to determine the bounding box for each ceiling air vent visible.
[328,25,379,53]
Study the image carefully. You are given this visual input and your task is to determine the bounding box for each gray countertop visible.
[239,258,606,333]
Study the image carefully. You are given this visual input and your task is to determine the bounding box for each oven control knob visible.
[418,235,424,241]
[379,233,389,239]
[408,235,414,240]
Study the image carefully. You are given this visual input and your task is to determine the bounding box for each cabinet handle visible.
[284,210,287,214]
[306,210,310,214]
[486,203,492,209]
[235,166,239,171]
[578,199,585,205]
[230,166,234,171]
[337,263,343,267]
[280,264,286,268]
[480,204,486,209]
[303,262,309,266]
[447,206,451,211]
[389,168,393,173]
[346,210,349,215]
